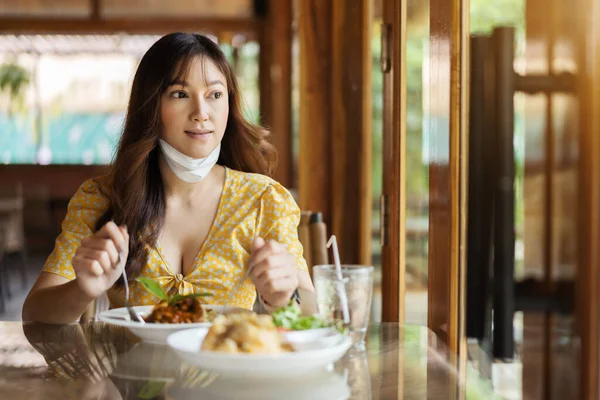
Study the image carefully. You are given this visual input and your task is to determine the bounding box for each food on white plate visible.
[144,296,220,323]
[201,313,294,354]
[136,277,213,324]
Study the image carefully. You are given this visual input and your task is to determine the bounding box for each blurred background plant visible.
[0,61,30,115]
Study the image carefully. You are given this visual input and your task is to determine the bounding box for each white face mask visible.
[158,139,221,183]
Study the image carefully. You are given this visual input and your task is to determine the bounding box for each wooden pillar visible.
[298,0,372,266]
[259,0,293,187]
[298,0,332,222]
[330,0,372,266]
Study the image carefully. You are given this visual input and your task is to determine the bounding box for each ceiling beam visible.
[0,17,258,36]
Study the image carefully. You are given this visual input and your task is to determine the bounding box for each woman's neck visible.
[158,154,222,202]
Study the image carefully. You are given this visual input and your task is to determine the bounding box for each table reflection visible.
[0,322,495,399]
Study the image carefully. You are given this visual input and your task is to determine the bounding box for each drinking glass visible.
[313,264,374,348]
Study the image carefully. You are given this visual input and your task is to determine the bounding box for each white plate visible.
[281,327,342,351]
[99,305,249,344]
[166,327,352,378]
[168,371,351,400]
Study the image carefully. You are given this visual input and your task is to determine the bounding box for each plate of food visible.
[99,278,249,344]
[166,312,352,378]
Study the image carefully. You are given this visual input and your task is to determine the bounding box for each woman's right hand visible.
[72,221,129,299]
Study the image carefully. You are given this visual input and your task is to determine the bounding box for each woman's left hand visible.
[249,236,299,309]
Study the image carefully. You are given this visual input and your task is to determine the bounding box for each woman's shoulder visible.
[227,168,277,187]
[69,175,111,211]
[57,176,110,235]
[226,168,294,202]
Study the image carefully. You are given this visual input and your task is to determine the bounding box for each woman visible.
[22,32,314,324]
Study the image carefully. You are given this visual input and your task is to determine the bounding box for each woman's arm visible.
[297,270,318,315]
[22,273,95,324]
[23,222,128,324]
[254,269,317,314]
[297,269,315,293]
[250,236,317,313]
[23,179,129,324]
[251,182,317,313]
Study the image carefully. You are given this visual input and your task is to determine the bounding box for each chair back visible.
[0,183,25,253]
[0,213,9,258]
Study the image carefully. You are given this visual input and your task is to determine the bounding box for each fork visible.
[119,251,145,324]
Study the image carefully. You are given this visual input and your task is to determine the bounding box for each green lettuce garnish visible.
[136,277,211,305]
[271,302,328,330]
[136,277,168,301]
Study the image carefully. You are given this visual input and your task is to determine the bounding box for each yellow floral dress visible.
[42,167,308,310]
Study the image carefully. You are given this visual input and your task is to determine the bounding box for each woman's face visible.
[160,56,229,159]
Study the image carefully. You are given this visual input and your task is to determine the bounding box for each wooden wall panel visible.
[0,165,108,249]
[0,165,107,199]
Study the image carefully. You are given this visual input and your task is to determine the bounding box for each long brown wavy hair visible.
[96,32,277,285]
